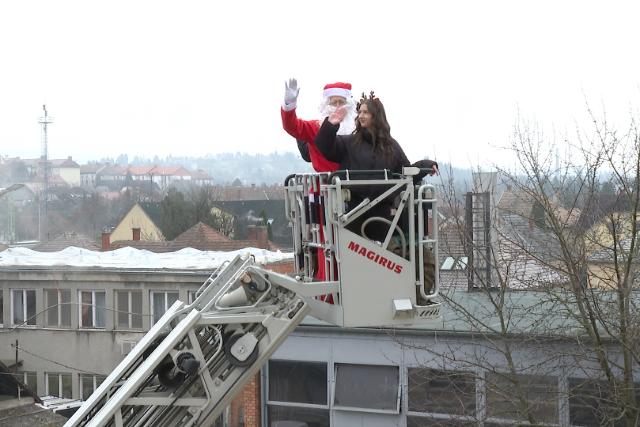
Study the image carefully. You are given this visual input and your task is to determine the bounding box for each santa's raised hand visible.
[284,78,300,108]
[328,105,348,125]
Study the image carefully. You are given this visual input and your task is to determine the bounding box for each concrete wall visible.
[265,325,631,427]
[0,267,207,399]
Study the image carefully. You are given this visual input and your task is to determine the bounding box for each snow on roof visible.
[0,246,292,270]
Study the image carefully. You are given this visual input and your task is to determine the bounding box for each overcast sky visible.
[1,1,639,169]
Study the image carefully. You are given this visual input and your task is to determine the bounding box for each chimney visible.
[246,225,257,241]
[246,225,269,249]
[256,225,268,249]
[101,231,111,251]
[132,228,141,241]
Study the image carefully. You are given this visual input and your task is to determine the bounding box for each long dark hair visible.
[354,96,394,156]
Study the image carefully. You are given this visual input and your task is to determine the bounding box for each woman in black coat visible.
[315,93,437,242]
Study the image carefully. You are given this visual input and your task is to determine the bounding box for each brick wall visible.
[227,261,291,426]
[228,373,261,427]
[264,260,294,274]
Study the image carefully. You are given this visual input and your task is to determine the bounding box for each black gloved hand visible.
[411,159,439,181]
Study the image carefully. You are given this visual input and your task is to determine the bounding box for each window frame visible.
[440,257,456,270]
[78,290,106,329]
[266,359,329,408]
[11,289,37,327]
[45,288,72,328]
[188,290,199,304]
[150,291,179,325]
[454,256,468,270]
[332,362,401,414]
[45,372,73,398]
[484,371,559,425]
[266,360,331,427]
[79,373,106,400]
[14,371,38,392]
[115,290,143,330]
[407,367,477,419]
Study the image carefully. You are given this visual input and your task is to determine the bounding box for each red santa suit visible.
[281,108,339,172]
[281,82,352,300]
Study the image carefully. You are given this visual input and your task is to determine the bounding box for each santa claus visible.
[281,79,356,172]
[281,79,356,298]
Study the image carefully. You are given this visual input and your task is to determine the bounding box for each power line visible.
[0,300,160,334]
[11,342,107,376]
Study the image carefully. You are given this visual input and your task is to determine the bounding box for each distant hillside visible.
[125,152,313,185]
[106,152,475,190]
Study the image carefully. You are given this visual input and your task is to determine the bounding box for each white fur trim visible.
[323,88,351,99]
[282,101,297,112]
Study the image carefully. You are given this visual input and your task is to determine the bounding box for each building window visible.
[568,378,629,427]
[188,290,199,304]
[80,374,106,400]
[267,406,330,427]
[407,416,478,427]
[408,368,476,418]
[11,289,36,326]
[267,360,329,427]
[45,289,72,327]
[14,371,38,392]
[269,360,327,405]
[79,290,106,328]
[115,290,143,329]
[455,256,468,270]
[485,372,558,425]
[121,340,138,356]
[150,291,179,325]
[440,257,468,270]
[46,372,72,398]
[333,363,400,413]
[441,257,456,270]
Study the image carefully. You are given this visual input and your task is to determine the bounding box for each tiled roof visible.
[171,222,233,251]
[169,222,279,251]
[192,169,213,180]
[108,221,280,252]
[50,158,80,168]
[497,187,534,218]
[437,224,470,289]
[127,166,191,177]
[151,166,191,176]
[110,237,276,252]
[214,186,285,201]
[97,164,127,176]
[127,166,155,175]
[109,240,173,252]
[31,232,100,252]
[138,202,163,228]
[80,163,105,174]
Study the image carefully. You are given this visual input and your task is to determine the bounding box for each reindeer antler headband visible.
[357,90,378,110]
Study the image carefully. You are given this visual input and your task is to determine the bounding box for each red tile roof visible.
[109,222,280,252]
[171,222,233,251]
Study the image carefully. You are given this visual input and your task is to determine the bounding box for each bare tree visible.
[404,107,640,426]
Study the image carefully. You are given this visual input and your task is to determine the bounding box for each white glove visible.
[328,105,347,125]
[283,78,300,110]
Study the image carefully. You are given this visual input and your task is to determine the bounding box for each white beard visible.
[319,100,357,135]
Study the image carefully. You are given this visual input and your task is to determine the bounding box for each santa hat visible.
[323,82,352,99]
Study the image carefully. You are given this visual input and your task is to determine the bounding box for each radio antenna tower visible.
[38,105,53,241]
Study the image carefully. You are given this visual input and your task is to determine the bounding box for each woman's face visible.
[358,103,373,129]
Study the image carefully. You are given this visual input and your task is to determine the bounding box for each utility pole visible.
[38,105,53,241]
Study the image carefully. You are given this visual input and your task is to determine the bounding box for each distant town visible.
[0,152,313,248]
